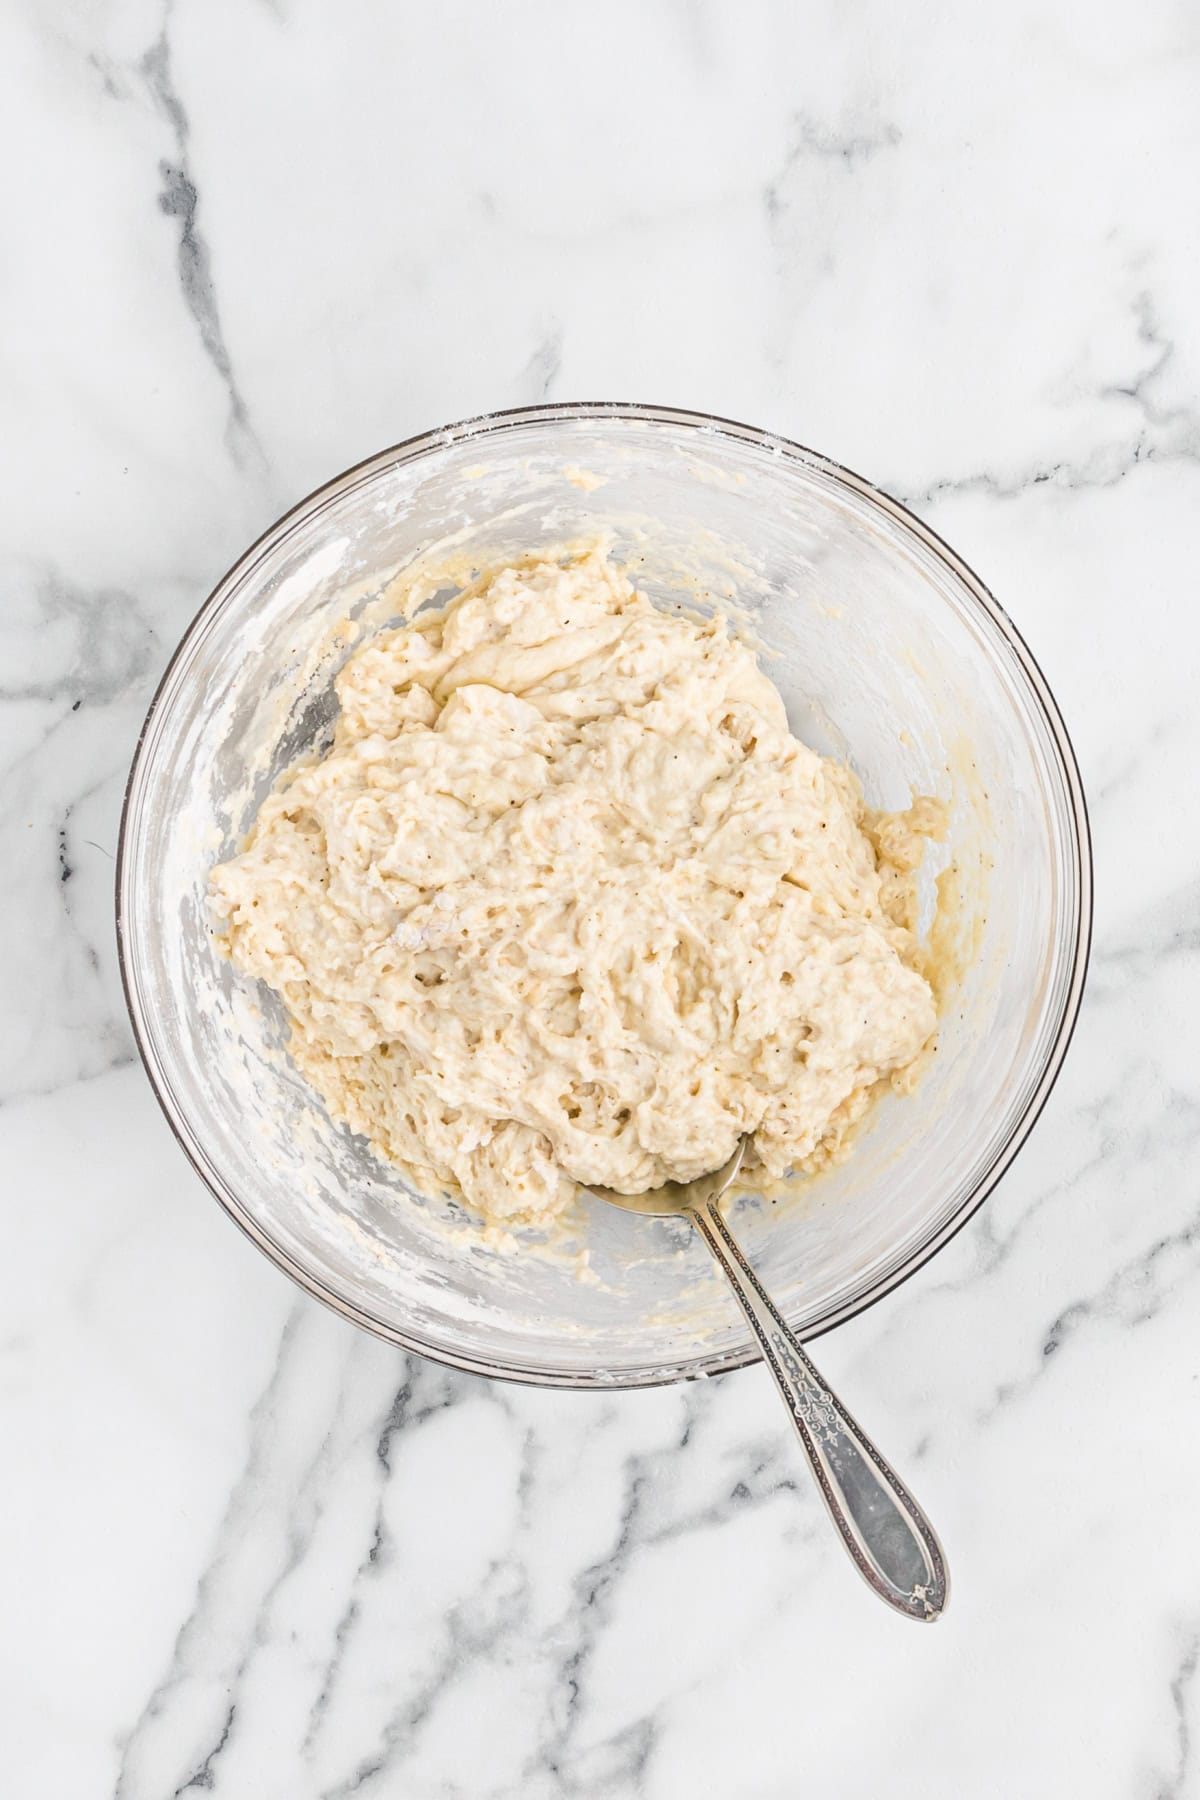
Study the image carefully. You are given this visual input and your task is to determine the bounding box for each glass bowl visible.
[117,403,1091,1387]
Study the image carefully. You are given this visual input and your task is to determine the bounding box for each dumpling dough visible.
[210,550,937,1230]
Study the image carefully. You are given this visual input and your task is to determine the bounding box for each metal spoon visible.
[589,1137,949,1621]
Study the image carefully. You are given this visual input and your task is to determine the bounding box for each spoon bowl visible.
[587,1140,748,1217]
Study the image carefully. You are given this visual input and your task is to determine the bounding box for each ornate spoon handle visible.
[693,1197,949,1622]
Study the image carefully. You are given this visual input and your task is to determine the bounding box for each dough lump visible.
[210,550,938,1230]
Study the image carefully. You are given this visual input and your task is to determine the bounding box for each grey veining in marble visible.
[3,2,1199,1795]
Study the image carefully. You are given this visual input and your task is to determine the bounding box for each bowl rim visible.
[116,399,1093,1389]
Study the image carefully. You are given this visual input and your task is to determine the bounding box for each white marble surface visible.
[4,1,1199,1793]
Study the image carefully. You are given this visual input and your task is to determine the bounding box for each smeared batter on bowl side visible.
[210,549,940,1231]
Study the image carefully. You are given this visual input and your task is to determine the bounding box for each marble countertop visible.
[5,3,1198,1795]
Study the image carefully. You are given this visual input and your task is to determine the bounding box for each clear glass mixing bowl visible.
[117,404,1091,1386]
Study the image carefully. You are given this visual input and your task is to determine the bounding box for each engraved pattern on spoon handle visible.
[693,1197,949,1622]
